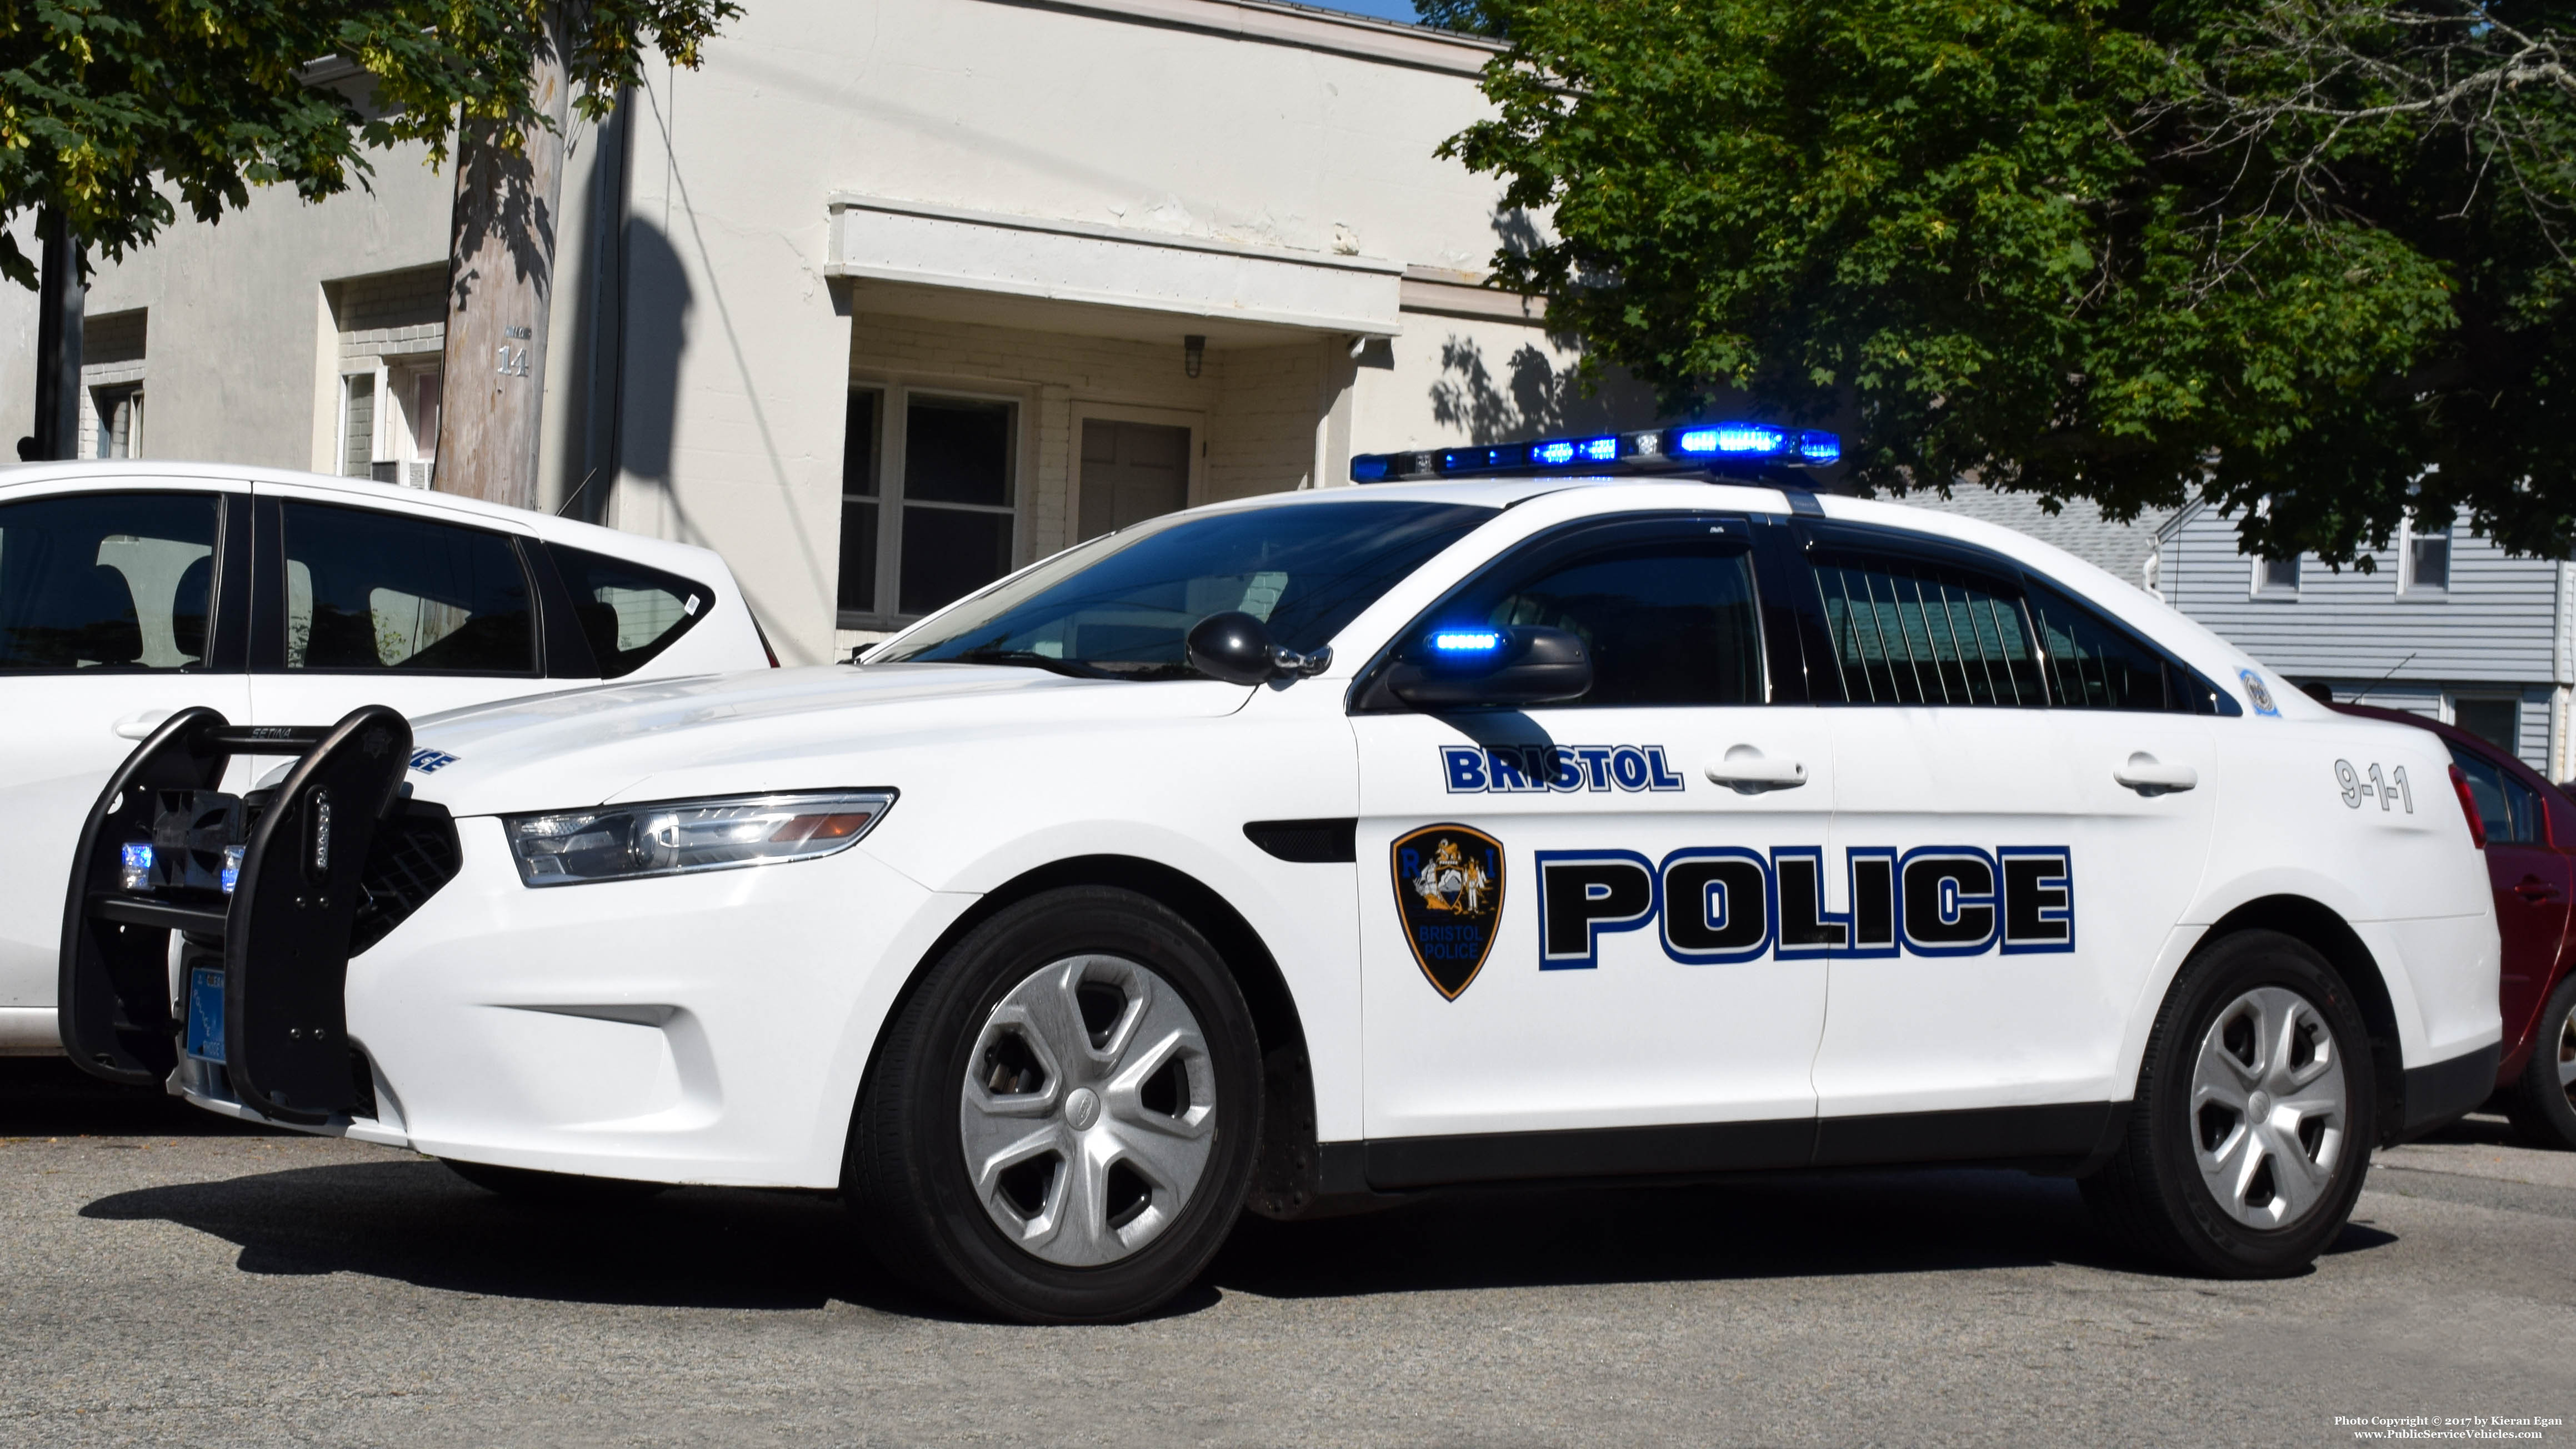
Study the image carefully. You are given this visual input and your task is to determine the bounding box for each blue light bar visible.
[1430,631,1504,652]
[1350,421,1835,483]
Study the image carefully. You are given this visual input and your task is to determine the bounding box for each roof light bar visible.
[1350,422,1839,484]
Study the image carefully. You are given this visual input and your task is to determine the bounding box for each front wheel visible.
[846,886,1263,1323]
[2084,929,2375,1276]
[2504,971,2576,1151]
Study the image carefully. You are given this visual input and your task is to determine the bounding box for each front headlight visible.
[505,790,896,887]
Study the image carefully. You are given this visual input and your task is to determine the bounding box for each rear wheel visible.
[2084,930,2374,1276]
[846,886,1262,1323]
[2504,972,2576,1151]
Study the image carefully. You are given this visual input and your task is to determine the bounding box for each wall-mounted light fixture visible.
[1184,334,1206,379]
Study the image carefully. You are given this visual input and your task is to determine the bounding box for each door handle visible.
[2514,876,2562,903]
[2113,752,2198,796]
[112,708,174,741]
[1705,745,1808,793]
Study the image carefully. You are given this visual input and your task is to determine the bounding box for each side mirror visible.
[1186,611,1333,686]
[1384,625,1592,708]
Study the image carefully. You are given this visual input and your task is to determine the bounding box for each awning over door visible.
[825,195,1403,341]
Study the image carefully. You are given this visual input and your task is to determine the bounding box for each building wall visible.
[2159,501,2575,776]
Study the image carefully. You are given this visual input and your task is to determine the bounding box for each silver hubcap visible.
[2189,986,2349,1230]
[2555,1000,2576,1107]
[959,955,1217,1267]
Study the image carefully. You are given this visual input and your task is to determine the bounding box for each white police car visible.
[63,426,2500,1323]
[2,462,771,1056]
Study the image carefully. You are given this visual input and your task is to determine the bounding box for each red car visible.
[2333,701,2576,1148]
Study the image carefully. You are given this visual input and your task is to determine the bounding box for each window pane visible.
[2411,531,2450,590]
[898,505,1013,616]
[879,499,1493,678]
[2260,556,2299,590]
[1463,539,1762,706]
[281,502,532,672]
[905,397,1012,506]
[0,492,218,671]
[838,499,879,616]
[1814,556,2042,706]
[2453,698,2518,756]
[2449,744,2537,845]
[2023,579,2188,711]
[844,389,880,499]
[548,543,714,679]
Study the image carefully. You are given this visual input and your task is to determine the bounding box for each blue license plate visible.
[184,966,226,1063]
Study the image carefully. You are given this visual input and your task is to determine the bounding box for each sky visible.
[1302,0,1425,22]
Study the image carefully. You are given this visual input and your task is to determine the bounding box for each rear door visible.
[245,486,598,733]
[0,484,250,1016]
[1351,512,1834,1175]
[1803,523,2219,1145]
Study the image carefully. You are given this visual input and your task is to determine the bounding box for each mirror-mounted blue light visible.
[1430,630,1504,653]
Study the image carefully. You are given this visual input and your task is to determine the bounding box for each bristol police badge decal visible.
[1393,824,1505,1000]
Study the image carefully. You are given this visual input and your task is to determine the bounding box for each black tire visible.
[443,1159,670,1203]
[845,886,1263,1323]
[2504,971,2576,1150]
[2083,929,2376,1277]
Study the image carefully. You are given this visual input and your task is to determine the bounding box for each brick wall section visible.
[333,265,448,362]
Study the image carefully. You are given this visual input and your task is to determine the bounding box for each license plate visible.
[184,966,226,1063]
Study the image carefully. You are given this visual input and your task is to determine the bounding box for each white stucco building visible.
[1,0,1666,662]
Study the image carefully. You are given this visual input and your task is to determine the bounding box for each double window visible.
[841,388,1021,626]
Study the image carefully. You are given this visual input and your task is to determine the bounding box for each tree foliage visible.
[1443,0,2576,565]
[0,0,739,289]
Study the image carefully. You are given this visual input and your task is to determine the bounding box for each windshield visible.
[874,499,1495,679]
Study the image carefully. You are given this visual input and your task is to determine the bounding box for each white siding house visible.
[2156,500,2576,777]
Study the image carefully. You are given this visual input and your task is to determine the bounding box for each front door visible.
[0,486,250,1014]
[1353,514,1833,1177]
[1805,536,2218,1131]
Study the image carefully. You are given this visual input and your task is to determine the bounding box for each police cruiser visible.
[63,423,2500,1323]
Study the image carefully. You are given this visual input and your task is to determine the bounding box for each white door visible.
[0,485,250,1016]
[1803,537,2218,1128]
[1352,514,1833,1175]
[245,488,593,736]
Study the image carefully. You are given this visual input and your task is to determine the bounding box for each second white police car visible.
[66,424,2500,1323]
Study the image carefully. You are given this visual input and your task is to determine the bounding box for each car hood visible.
[398,663,1254,815]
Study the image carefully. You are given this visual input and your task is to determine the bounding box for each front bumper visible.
[173,817,956,1188]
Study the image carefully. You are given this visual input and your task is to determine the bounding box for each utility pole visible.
[23,208,83,462]
[432,33,570,509]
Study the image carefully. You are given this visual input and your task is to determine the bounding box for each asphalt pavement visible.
[2,1058,2570,1447]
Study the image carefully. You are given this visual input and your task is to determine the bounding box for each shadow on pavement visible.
[1,1058,280,1137]
[81,1155,953,1316]
[74,1144,2394,1318]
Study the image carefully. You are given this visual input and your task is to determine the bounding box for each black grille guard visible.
[59,705,418,1123]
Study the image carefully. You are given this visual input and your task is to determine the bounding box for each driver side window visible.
[1462,522,1764,707]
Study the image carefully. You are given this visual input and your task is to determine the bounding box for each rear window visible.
[547,544,715,678]
[2450,744,2540,845]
